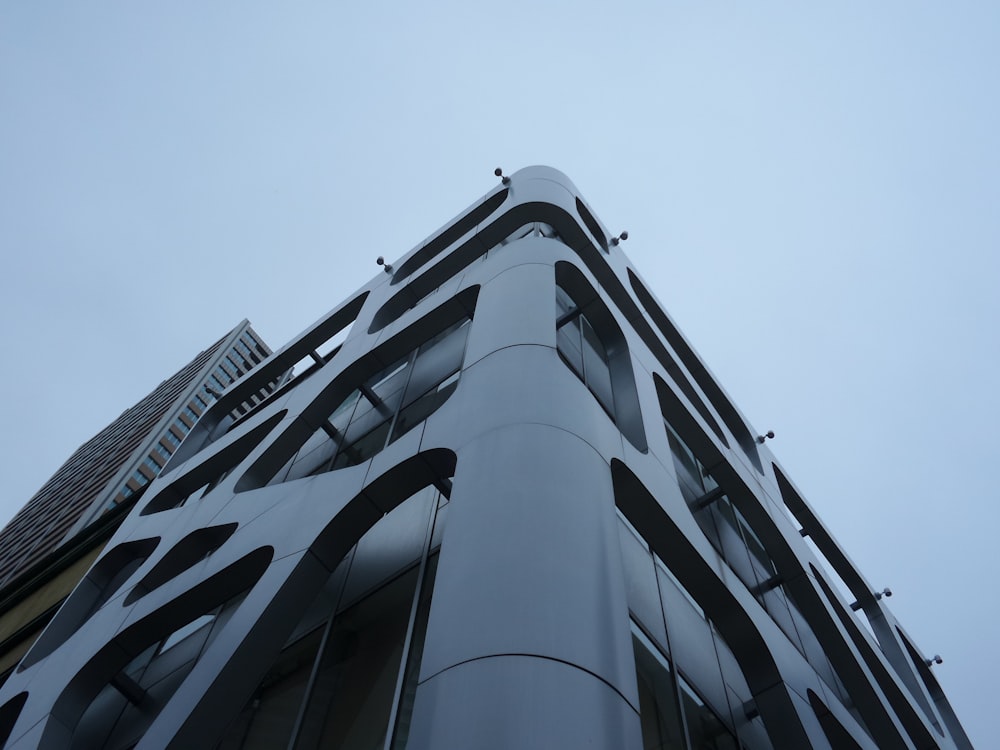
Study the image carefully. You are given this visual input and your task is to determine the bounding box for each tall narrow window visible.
[556,286,616,418]
[632,628,687,750]
[553,263,647,452]
[68,580,265,750]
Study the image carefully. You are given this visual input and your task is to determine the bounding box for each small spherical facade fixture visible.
[756,430,775,444]
[376,256,393,274]
[925,655,943,667]
[850,587,893,611]
[494,168,511,185]
[611,231,629,246]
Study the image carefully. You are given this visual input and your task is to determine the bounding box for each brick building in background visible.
[0,321,280,683]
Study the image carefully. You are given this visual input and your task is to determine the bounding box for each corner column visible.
[405,422,640,749]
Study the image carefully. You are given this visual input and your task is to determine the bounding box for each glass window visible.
[219,628,325,750]
[555,285,576,319]
[225,355,244,376]
[403,320,469,406]
[332,421,393,470]
[677,676,739,750]
[367,357,410,414]
[159,613,216,654]
[663,415,868,733]
[329,390,363,432]
[664,421,704,493]
[556,316,585,377]
[655,556,705,620]
[321,318,470,472]
[393,373,459,442]
[581,317,615,415]
[293,569,417,748]
[633,629,687,750]
[555,284,617,420]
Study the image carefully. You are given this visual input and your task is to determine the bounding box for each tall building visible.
[0,167,971,749]
[0,321,279,685]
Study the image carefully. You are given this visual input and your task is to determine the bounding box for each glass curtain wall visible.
[216,485,445,750]
[269,319,470,486]
[663,419,863,729]
[329,319,469,471]
[71,597,245,750]
[555,285,615,419]
[632,626,739,750]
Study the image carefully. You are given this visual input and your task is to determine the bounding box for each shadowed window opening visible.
[268,320,470,485]
[556,285,616,418]
[19,537,160,670]
[663,416,867,733]
[0,692,27,747]
[70,603,230,749]
[167,294,366,471]
[633,627,686,750]
[391,189,509,284]
[554,263,647,452]
[575,197,608,252]
[142,410,286,514]
[628,269,762,471]
[217,485,446,750]
[370,221,563,335]
[334,320,469,470]
[501,221,561,245]
[68,554,269,750]
[125,524,238,605]
[808,689,864,749]
[632,624,739,750]
[159,612,218,654]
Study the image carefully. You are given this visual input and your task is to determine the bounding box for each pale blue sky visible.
[2,2,997,744]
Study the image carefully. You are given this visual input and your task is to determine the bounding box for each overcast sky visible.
[1,2,996,744]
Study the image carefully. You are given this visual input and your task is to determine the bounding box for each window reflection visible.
[326,319,469,471]
[266,318,471,485]
[556,285,616,418]
[633,629,686,750]
[663,415,870,738]
[71,597,242,750]
[293,567,420,749]
[632,626,739,750]
[216,489,445,750]
[665,418,780,606]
